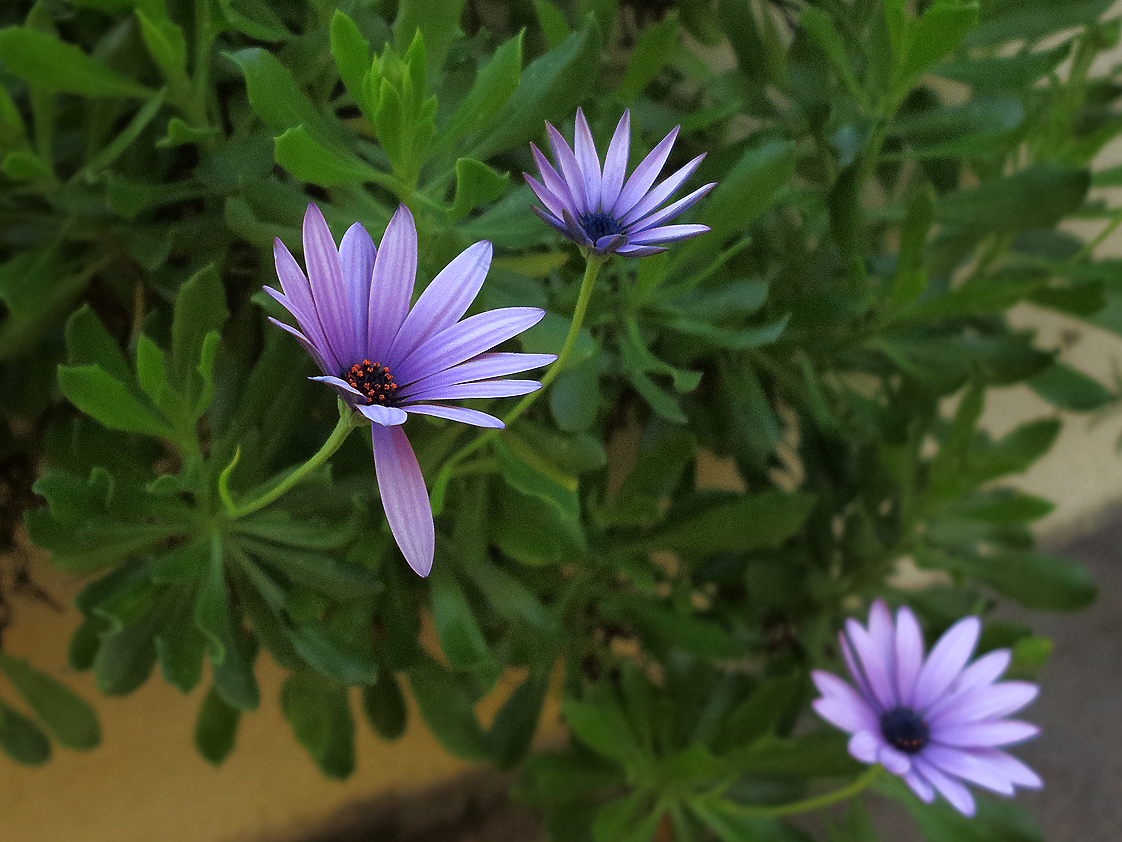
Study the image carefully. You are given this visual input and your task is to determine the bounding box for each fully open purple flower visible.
[525,108,716,257]
[267,203,554,577]
[812,600,1042,816]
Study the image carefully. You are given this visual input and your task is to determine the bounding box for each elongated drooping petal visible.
[527,111,711,256]
[266,203,554,577]
[371,425,434,577]
[811,600,1041,817]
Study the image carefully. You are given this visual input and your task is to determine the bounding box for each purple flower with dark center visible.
[525,108,716,258]
[267,203,554,577]
[812,600,1042,816]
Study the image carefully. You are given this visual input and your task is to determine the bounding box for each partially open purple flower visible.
[525,108,716,258]
[267,203,554,577]
[812,600,1042,816]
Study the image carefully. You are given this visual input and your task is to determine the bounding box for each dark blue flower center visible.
[578,210,624,242]
[346,359,399,405]
[880,707,929,755]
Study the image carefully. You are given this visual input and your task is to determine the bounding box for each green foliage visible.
[1,0,1117,838]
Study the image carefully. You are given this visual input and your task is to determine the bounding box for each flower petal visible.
[309,374,365,398]
[599,110,631,212]
[965,748,1043,790]
[273,239,339,372]
[848,730,881,764]
[405,379,541,402]
[627,223,711,245]
[904,769,936,803]
[562,208,594,246]
[612,125,679,218]
[845,617,896,711]
[302,203,353,367]
[840,632,876,705]
[387,240,492,366]
[371,425,434,577]
[620,154,706,226]
[399,352,556,397]
[811,670,880,733]
[267,317,331,375]
[530,204,570,236]
[895,605,925,709]
[614,244,667,258]
[928,682,1039,728]
[546,121,589,214]
[395,307,546,387]
[526,173,569,220]
[530,142,579,215]
[405,404,504,428]
[932,720,1040,748]
[357,402,408,426]
[912,756,976,816]
[912,616,981,712]
[627,181,716,233]
[366,204,418,364]
[573,108,603,211]
[922,745,1015,795]
[877,744,911,775]
[339,221,375,363]
[594,233,628,253]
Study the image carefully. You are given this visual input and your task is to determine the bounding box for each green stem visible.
[442,254,606,467]
[706,765,882,818]
[222,401,359,519]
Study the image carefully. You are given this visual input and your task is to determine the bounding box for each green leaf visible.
[281,672,355,778]
[135,335,170,406]
[471,23,601,160]
[93,620,158,695]
[0,701,51,766]
[194,684,240,765]
[226,47,343,145]
[592,791,661,842]
[439,31,523,147]
[897,3,980,87]
[887,97,1023,160]
[486,668,549,768]
[394,0,465,74]
[533,0,571,50]
[888,183,935,308]
[0,27,154,98]
[599,594,741,658]
[0,653,100,750]
[1028,362,1114,412]
[155,618,207,694]
[639,491,816,555]
[0,245,63,321]
[407,657,487,760]
[493,483,587,565]
[562,695,639,764]
[934,41,1070,90]
[274,124,388,188]
[361,671,407,740]
[330,11,373,120]
[431,566,496,671]
[285,622,380,685]
[618,12,679,101]
[494,435,580,521]
[966,0,1113,47]
[450,157,509,220]
[238,537,382,601]
[549,356,600,432]
[137,9,188,89]
[916,548,1096,612]
[800,6,860,98]
[195,541,259,710]
[936,166,1090,233]
[171,265,228,407]
[58,365,170,437]
[463,558,562,643]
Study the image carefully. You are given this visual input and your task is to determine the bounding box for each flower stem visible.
[704,765,882,818]
[222,401,359,519]
[441,253,605,468]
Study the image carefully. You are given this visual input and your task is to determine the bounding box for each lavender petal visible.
[811,670,880,733]
[922,745,1015,795]
[302,203,354,367]
[371,424,434,577]
[398,352,556,398]
[388,240,492,366]
[267,317,331,375]
[913,755,976,816]
[894,605,924,709]
[526,173,569,220]
[530,204,570,236]
[611,125,679,218]
[358,402,408,426]
[912,616,981,711]
[932,719,1040,748]
[599,110,631,212]
[405,404,504,428]
[628,223,711,245]
[928,682,1039,727]
[626,181,716,233]
[394,307,547,387]
[339,222,375,363]
[614,244,667,258]
[903,770,936,803]
[273,239,340,373]
[877,744,911,775]
[562,208,594,246]
[531,142,579,216]
[847,730,880,764]
[404,379,541,402]
[309,374,366,398]
[366,204,417,365]
[845,618,897,711]
[620,154,707,226]
[966,748,1043,790]
[546,121,589,214]
[573,108,603,211]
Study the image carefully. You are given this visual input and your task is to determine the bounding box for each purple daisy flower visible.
[267,203,555,577]
[525,108,716,258]
[812,600,1042,816]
